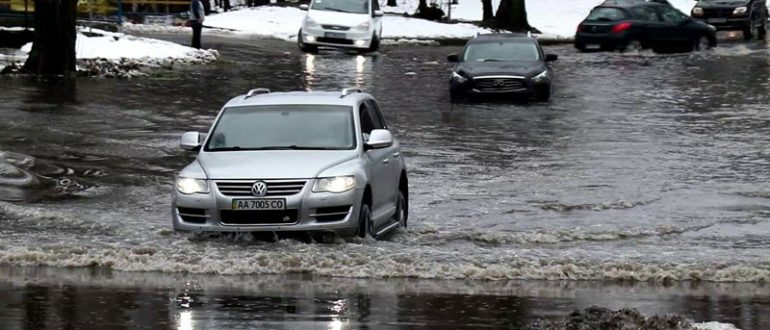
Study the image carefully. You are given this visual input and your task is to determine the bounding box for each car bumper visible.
[450,76,550,97]
[574,32,629,50]
[172,180,363,235]
[693,17,751,30]
[301,25,374,50]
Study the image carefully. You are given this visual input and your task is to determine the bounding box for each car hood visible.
[455,60,546,78]
[198,150,359,179]
[307,10,370,27]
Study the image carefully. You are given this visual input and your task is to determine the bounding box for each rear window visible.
[585,7,629,21]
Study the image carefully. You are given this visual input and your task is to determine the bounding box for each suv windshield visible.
[586,7,629,21]
[311,0,369,14]
[205,105,356,151]
[464,41,541,62]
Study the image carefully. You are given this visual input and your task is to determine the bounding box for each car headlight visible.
[176,177,209,194]
[733,6,747,15]
[692,7,703,17]
[451,71,468,83]
[532,69,549,83]
[304,16,320,28]
[356,21,371,31]
[313,176,356,193]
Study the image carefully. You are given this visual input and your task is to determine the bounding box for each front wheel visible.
[356,203,373,238]
[297,29,318,53]
[620,39,642,53]
[758,16,767,38]
[393,190,407,228]
[694,35,712,51]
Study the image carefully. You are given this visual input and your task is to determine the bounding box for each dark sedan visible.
[575,2,717,53]
[448,33,557,102]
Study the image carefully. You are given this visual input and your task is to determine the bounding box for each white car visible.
[298,0,384,52]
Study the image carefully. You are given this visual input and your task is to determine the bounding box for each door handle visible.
[393,152,400,158]
[383,158,390,164]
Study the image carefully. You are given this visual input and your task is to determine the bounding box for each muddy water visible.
[1,35,770,328]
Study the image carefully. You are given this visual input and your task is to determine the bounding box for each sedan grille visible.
[220,210,298,225]
[322,24,350,31]
[475,77,527,92]
[701,8,733,17]
[215,180,307,197]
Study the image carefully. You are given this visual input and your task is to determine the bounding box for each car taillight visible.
[611,22,631,33]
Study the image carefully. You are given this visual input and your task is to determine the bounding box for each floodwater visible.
[1,34,770,329]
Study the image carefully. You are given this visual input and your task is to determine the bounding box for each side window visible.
[367,100,388,129]
[657,6,686,23]
[632,7,661,22]
[359,103,376,141]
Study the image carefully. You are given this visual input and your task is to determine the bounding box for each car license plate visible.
[708,18,727,23]
[585,44,601,50]
[324,32,346,39]
[232,199,286,210]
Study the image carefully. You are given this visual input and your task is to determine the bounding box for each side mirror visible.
[365,129,393,149]
[181,132,204,151]
[545,54,558,62]
[373,9,383,17]
[447,53,459,62]
[300,4,309,10]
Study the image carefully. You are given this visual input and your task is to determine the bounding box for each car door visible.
[367,99,400,207]
[630,5,666,45]
[359,101,391,227]
[653,5,697,48]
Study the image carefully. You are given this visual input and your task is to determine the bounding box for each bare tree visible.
[495,0,531,32]
[22,0,77,75]
[481,0,493,21]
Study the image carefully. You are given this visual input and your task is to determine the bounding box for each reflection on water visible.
[303,53,374,91]
[1,267,769,329]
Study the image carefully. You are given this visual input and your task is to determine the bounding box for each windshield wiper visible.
[325,8,352,13]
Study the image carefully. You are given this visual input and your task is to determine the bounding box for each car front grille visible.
[322,24,350,31]
[220,210,299,225]
[177,207,207,224]
[702,8,733,17]
[316,37,354,45]
[475,77,527,92]
[215,180,307,197]
[311,205,352,223]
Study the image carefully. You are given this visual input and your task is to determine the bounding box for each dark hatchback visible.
[447,34,558,102]
[691,0,767,40]
[575,1,718,52]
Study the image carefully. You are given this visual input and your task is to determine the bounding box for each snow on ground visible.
[203,0,697,41]
[1,27,218,76]
[692,322,741,330]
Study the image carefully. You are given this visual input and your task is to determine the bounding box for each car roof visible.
[469,33,538,44]
[223,90,372,108]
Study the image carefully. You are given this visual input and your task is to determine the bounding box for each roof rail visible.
[340,87,364,98]
[245,88,271,98]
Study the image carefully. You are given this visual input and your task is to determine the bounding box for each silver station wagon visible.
[172,88,408,239]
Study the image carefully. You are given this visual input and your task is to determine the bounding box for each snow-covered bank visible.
[1,27,218,77]
[201,0,698,42]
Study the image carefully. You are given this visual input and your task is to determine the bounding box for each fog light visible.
[354,40,367,47]
[305,35,316,42]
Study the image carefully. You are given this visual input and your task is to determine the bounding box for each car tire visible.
[620,39,642,53]
[368,34,380,52]
[356,203,373,238]
[393,190,407,228]
[694,35,711,51]
[758,16,767,38]
[743,18,758,40]
[297,29,318,53]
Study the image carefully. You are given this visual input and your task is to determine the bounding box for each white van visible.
[298,0,384,52]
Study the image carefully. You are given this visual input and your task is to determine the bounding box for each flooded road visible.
[1,34,770,328]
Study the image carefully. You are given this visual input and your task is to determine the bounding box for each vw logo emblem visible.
[494,79,506,87]
[251,181,268,197]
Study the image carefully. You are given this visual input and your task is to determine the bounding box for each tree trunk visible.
[387,0,397,7]
[494,0,530,32]
[22,0,77,75]
[481,0,493,21]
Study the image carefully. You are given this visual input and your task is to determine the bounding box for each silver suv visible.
[172,88,408,239]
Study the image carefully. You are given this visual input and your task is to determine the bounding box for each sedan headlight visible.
[692,7,703,17]
[313,176,356,193]
[733,6,747,15]
[304,16,320,28]
[451,71,468,83]
[531,69,549,83]
[176,177,209,194]
[355,21,371,31]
